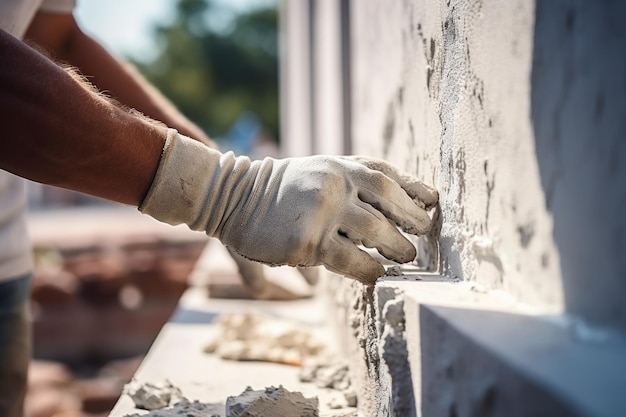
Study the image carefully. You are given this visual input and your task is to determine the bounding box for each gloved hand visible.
[140,130,438,285]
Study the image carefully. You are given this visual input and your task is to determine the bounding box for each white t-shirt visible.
[0,0,76,282]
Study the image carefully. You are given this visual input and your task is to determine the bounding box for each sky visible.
[74,0,276,61]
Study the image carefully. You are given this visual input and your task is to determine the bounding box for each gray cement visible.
[123,381,321,417]
[123,379,185,411]
[299,357,356,409]
[124,400,222,417]
[226,386,319,417]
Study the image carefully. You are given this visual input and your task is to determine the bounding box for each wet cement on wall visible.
[351,0,563,311]
[324,0,626,415]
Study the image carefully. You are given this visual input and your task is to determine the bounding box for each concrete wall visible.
[281,0,626,415]
[282,0,626,328]
[352,0,626,329]
[351,0,565,310]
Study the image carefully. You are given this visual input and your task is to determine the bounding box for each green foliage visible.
[133,0,279,142]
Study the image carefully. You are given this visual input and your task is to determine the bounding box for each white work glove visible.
[140,130,438,285]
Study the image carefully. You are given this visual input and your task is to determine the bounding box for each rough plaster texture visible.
[350,0,626,328]
[282,0,626,415]
[351,0,564,312]
[225,386,319,417]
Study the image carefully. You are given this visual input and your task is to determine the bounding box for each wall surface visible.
[530,0,626,330]
[281,0,626,415]
[348,0,626,328]
[351,0,564,312]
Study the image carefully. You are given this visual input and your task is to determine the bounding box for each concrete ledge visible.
[417,303,626,417]
[108,286,352,417]
[330,274,626,417]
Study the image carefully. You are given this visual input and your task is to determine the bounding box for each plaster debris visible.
[123,379,186,410]
[124,399,222,417]
[326,389,357,409]
[299,358,356,409]
[384,265,403,276]
[300,359,350,390]
[225,385,318,417]
[205,313,327,366]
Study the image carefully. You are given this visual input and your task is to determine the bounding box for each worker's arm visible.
[138,130,439,284]
[0,28,164,205]
[1,27,439,284]
[24,11,216,148]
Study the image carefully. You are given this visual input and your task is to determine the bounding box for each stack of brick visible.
[24,207,208,417]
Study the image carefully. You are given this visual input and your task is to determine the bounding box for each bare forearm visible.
[24,12,215,147]
[64,33,213,144]
[0,29,165,205]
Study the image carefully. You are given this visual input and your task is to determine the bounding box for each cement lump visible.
[123,381,319,417]
[299,357,357,409]
[226,385,319,417]
[123,379,356,417]
[123,379,185,410]
[327,391,357,410]
[300,358,350,390]
[204,313,327,365]
[124,399,222,417]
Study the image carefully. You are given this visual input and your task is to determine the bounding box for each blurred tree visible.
[133,0,279,143]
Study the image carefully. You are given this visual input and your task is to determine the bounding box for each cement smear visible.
[123,379,185,410]
[226,385,318,417]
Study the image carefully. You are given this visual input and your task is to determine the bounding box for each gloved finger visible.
[343,156,439,209]
[227,247,268,294]
[355,170,433,235]
[339,200,416,264]
[322,234,385,285]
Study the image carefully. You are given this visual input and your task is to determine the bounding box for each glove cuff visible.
[139,129,255,236]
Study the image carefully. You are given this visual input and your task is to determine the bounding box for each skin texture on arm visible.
[24,11,216,148]
[0,28,165,205]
